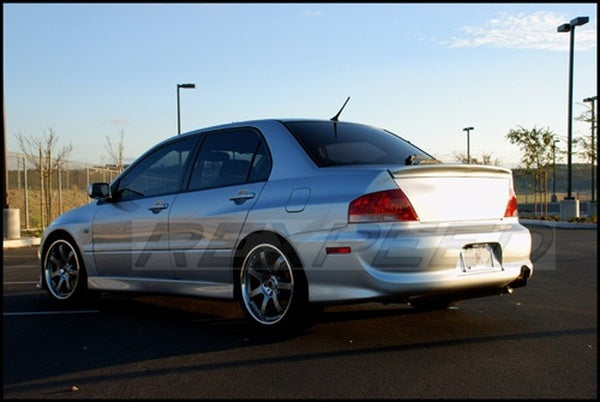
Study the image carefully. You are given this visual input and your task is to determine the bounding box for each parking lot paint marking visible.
[3,310,100,316]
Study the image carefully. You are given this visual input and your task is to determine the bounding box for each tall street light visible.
[557,16,588,200]
[463,127,474,164]
[583,95,597,202]
[177,83,195,135]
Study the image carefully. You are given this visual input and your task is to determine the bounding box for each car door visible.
[168,128,271,286]
[92,136,198,279]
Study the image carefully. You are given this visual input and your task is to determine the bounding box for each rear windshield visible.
[282,121,436,167]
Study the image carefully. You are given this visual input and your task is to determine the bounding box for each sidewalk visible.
[3,237,41,249]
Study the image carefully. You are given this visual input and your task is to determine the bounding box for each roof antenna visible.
[330,96,350,122]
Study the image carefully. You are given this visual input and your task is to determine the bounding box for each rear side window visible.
[283,121,436,167]
[188,129,272,190]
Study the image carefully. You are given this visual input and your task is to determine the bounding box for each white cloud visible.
[447,12,597,51]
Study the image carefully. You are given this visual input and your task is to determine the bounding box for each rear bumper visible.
[290,219,533,303]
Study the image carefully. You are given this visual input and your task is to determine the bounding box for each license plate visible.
[460,244,499,273]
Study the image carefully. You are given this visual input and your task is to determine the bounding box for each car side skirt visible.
[87,276,234,299]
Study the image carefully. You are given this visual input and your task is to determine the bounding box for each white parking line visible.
[3,310,100,316]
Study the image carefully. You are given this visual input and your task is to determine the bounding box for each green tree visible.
[505,126,557,215]
[574,102,597,165]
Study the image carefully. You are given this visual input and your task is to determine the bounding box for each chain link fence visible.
[5,151,596,235]
[6,152,121,234]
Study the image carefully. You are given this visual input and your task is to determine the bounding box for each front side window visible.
[115,137,197,201]
[188,129,271,191]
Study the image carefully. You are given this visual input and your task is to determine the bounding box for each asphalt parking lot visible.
[2,223,597,399]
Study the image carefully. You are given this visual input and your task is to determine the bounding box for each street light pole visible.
[463,127,474,164]
[583,95,597,202]
[552,139,560,202]
[177,83,196,135]
[557,16,589,200]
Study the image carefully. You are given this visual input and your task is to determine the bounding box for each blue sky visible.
[3,3,597,168]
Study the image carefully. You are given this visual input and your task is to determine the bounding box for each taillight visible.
[349,189,419,223]
[504,184,518,218]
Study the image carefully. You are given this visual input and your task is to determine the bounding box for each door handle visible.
[148,201,169,213]
[229,191,255,204]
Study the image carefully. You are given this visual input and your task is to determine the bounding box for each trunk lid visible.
[390,164,514,223]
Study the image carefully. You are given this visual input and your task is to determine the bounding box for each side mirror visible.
[87,182,111,200]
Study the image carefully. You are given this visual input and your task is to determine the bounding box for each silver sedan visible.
[38,119,533,331]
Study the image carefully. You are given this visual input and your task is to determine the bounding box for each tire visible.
[238,238,309,332]
[42,237,88,304]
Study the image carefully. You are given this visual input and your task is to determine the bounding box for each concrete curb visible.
[3,237,41,249]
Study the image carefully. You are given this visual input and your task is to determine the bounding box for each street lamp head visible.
[558,17,589,32]
[463,127,474,132]
[557,23,571,33]
[178,83,196,89]
[570,16,589,27]
[583,96,597,103]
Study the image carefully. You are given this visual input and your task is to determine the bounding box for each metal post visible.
[463,127,474,164]
[58,163,63,215]
[467,131,470,164]
[2,103,7,211]
[552,140,558,202]
[558,17,589,200]
[177,85,181,135]
[584,96,596,202]
[592,99,596,203]
[566,28,575,199]
[544,170,548,217]
[23,156,29,230]
[39,149,44,229]
[176,83,195,135]
[17,156,22,189]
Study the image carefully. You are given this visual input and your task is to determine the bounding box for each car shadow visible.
[2,291,425,386]
[6,291,593,392]
[4,288,595,395]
